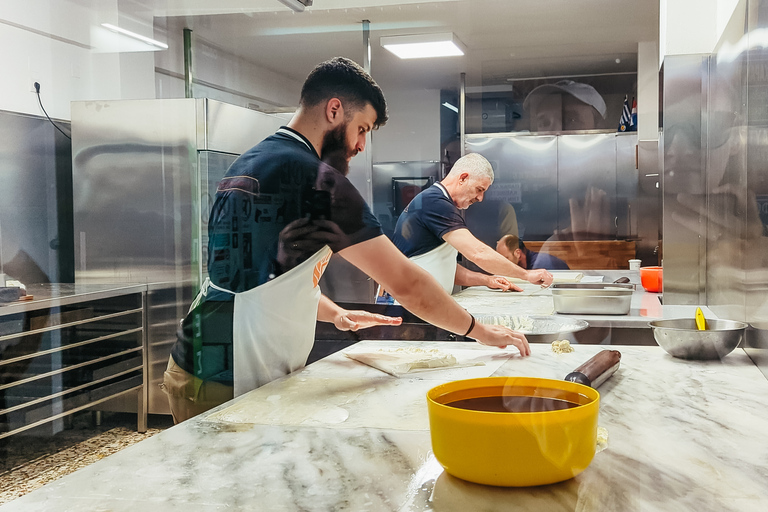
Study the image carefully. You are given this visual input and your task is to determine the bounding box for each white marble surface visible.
[2,341,767,511]
[452,283,718,329]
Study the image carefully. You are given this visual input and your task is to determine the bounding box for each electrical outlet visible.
[30,80,38,93]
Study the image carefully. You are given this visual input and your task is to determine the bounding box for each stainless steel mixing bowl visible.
[477,315,589,343]
[648,318,748,360]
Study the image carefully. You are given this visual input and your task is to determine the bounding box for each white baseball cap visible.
[523,80,607,119]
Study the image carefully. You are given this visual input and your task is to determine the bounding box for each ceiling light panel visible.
[380,32,465,59]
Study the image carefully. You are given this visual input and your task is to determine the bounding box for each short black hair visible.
[300,57,388,128]
[500,234,525,253]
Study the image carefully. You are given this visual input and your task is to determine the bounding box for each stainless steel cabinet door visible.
[557,133,617,239]
[465,135,558,243]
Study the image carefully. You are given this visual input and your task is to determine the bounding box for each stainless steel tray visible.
[551,283,633,315]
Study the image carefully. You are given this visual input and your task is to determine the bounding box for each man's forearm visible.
[444,228,528,280]
[317,294,344,323]
[468,245,528,279]
[338,236,474,336]
[454,264,490,287]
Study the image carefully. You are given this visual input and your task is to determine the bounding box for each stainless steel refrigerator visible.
[71,99,286,414]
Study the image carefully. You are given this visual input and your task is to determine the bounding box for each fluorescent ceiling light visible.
[101,23,168,49]
[380,32,465,59]
[441,102,459,113]
[277,0,313,12]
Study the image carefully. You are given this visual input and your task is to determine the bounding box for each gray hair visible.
[449,153,494,183]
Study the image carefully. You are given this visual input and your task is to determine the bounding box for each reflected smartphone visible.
[302,189,332,221]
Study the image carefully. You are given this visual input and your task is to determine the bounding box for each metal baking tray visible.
[551,283,634,315]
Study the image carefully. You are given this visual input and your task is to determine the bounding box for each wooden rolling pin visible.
[564,350,621,389]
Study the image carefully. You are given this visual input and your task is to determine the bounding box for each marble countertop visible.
[3,340,767,511]
[452,270,717,329]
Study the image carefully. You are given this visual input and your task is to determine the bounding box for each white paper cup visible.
[628,259,641,271]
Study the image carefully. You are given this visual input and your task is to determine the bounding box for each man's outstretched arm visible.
[443,228,553,286]
[338,235,530,355]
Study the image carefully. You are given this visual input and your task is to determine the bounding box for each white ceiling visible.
[151,0,659,92]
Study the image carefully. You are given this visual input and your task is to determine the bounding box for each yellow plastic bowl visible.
[427,376,600,487]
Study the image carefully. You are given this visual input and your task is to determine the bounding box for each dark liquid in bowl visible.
[446,396,580,413]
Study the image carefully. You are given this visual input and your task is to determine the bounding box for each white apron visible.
[377,241,459,305]
[203,246,332,397]
[409,241,459,294]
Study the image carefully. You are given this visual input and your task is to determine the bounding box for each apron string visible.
[206,279,236,295]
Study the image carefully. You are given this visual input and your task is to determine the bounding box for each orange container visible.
[640,266,663,292]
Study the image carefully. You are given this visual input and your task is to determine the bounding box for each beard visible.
[321,123,356,175]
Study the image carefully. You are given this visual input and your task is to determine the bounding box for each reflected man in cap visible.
[524,80,607,132]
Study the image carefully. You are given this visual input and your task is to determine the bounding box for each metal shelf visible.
[0,285,147,438]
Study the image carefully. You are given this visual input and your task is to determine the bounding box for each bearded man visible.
[163,57,531,423]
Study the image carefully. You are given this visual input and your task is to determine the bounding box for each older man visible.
[389,153,553,297]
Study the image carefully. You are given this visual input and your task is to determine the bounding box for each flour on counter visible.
[596,426,609,453]
[482,315,534,331]
[392,347,457,368]
[344,347,482,377]
[551,340,575,354]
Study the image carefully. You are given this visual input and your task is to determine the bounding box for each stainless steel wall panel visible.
[661,54,710,304]
[465,134,558,242]
[72,99,198,285]
[659,0,768,381]
[706,21,748,322]
[464,133,641,247]
[725,0,768,379]
[616,133,641,241]
[636,138,662,265]
[196,98,284,154]
[557,134,617,238]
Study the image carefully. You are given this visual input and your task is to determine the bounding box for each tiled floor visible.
[0,412,173,505]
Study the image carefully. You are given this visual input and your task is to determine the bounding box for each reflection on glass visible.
[524,80,607,132]
[663,13,768,363]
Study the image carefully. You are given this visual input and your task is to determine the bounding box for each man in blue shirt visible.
[389,153,554,297]
[496,234,570,270]
[163,58,532,423]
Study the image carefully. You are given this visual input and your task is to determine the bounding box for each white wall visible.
[372,88,441,163]
[0,0,160,120]
[661,0,742,59]
[154,17,302,108]
[637,41,660,141]
[0,0,300,121]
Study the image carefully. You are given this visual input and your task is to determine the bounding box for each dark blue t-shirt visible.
[526,249,570,270]
[171,127,383,384]
[391,183,466,257]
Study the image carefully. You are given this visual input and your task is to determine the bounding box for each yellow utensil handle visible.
[695,307,707,330]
